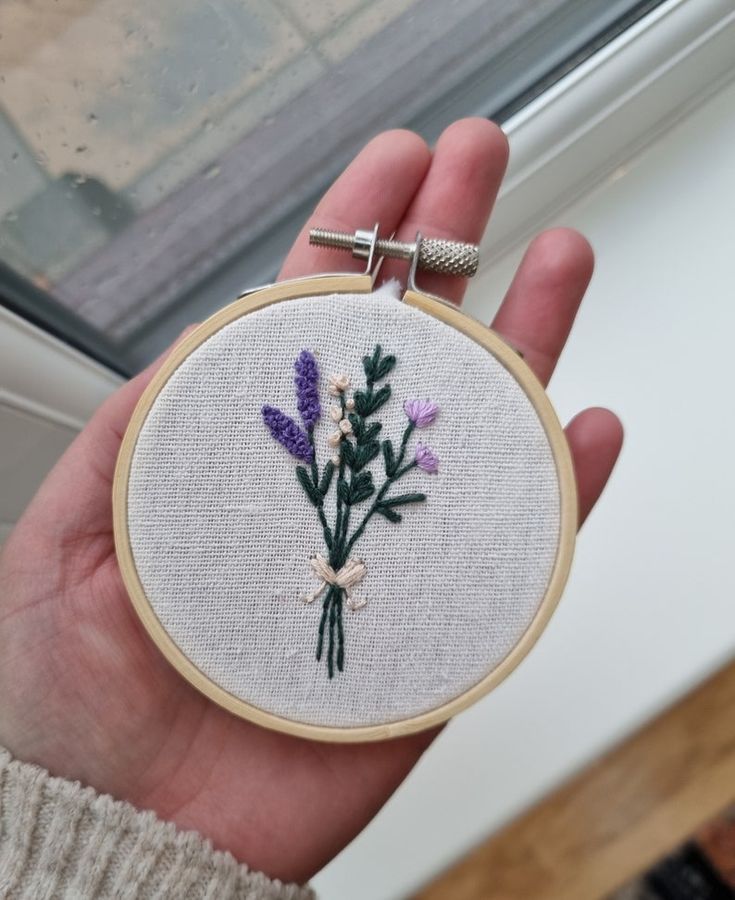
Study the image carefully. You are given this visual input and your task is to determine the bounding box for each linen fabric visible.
[126,287,562,728]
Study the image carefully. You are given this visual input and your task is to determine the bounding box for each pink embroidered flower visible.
[404,399,438,428]
[415,442,439,474]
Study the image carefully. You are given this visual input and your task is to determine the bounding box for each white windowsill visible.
[315,1,735,896]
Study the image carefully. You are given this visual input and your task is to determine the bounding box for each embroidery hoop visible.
[113,267,577,743]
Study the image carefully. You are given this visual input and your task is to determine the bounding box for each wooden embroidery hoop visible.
[113,270,577,743]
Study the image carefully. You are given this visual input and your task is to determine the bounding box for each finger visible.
[566,407,624,526]
[379,117,509,303]
[491,227,594,386]
[279,129,431,280]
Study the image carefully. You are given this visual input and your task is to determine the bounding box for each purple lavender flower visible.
[294,349,321,429]
[404,399,439,428]
[262,405,314,463]
[415,442,439,474]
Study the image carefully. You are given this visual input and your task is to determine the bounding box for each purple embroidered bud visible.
[294,350,321,429]
[262,405,314,463]
[415,442,439,474]
[404,399,439,428]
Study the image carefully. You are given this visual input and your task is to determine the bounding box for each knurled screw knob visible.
[309,226,479,278]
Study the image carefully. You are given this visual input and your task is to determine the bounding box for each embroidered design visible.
[262,345,439,678]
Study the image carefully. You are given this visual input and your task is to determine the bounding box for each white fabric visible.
[127,288,561,728]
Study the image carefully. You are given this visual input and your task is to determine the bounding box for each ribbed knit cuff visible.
[0,749,314,899]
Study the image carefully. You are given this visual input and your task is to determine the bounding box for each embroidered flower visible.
[294,350,320,429]
[261,345,440,680]
[415,442,439,474]
[328,373,351,396]
[404,399,439,428]
[261,405,313,463]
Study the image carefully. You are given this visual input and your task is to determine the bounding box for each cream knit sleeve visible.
[0,749,314,899]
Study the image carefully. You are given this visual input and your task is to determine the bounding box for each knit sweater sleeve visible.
[0,749,314,899]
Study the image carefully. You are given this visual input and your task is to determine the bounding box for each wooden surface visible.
[414,658,735,900]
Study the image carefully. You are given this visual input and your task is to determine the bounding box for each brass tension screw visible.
[309,226,480,278]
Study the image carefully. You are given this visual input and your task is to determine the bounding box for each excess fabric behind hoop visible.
[126,288,561,728]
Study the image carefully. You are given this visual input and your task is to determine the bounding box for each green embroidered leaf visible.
[348,413,364,440]
[341,440,355,467]
[383,492,427,507]
[375,503,402,523]
[296,466,323,507]
[361,421,382,443]
[370,384,391,414]
[352,440,381,471]
[352,389,371,417]
[375,354,396,379]
[318,460,335,496]
[382,439,396,476]
[348,471,374,505]
[363,344,382,381]
[337,478,351,505]
[354,385,391,416]
[348,414,381,445]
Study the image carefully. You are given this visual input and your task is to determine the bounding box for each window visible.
[0,0,660,373]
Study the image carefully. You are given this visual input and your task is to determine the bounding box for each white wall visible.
[0,309,121,541]
[313,59,735,900]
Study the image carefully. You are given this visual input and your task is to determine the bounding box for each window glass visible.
[0,0,659,370]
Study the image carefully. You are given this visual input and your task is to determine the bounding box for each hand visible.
[0,119,622,884]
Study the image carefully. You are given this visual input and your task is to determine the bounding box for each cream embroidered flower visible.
[328,373,351,395]
[327,430,343,448]
[345,397,356,411]
[338,417,353,435]
[329,405,342,422]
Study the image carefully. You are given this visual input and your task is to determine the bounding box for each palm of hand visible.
[0,121,622,885]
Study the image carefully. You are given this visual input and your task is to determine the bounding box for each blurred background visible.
[2,0,735,897]
[0,0,661,368]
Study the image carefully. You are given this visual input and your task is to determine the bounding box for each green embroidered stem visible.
[308,428,334,551]
[336,592,344,672]
[343,422,417,557]
[337,506,351,568]
[314,585,344,678]
[327,589,337,679]
[316,588,330,662]
[331,395,348,568]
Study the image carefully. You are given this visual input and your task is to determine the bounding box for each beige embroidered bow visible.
[302,553,367,611]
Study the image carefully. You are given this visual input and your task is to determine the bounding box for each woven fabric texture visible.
[0,748,312,899]
[127,288,561,728]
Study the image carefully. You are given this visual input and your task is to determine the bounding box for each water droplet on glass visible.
[87,113,98,124]
[5,211,18,222]
[75,145,87,154]
[10,151,18,161]
[203,119,213,132]
[203,164,220,180]
[73,174,87,185]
